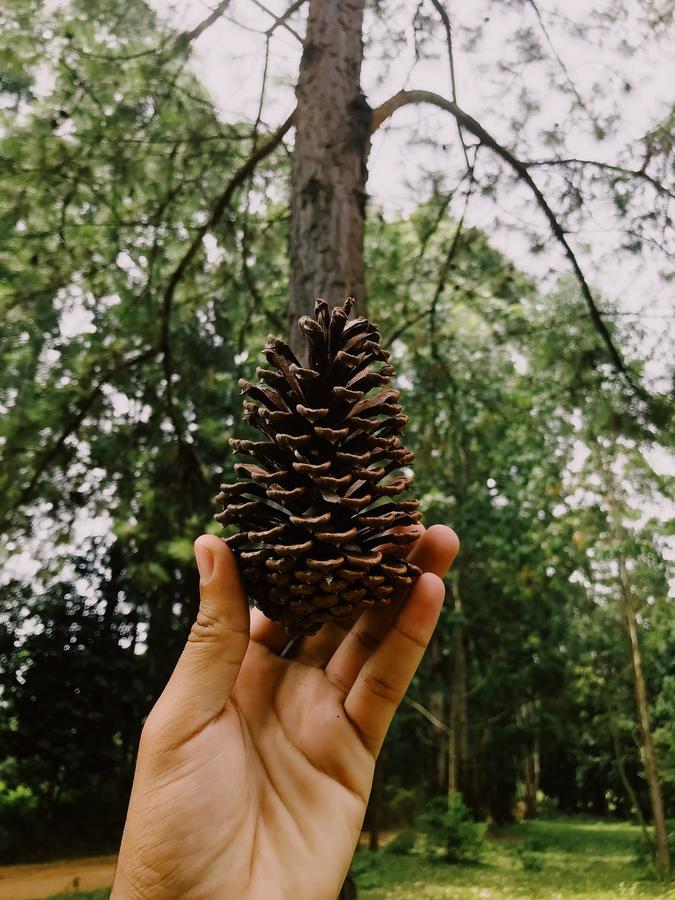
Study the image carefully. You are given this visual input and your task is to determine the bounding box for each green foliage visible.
[512,837,546,872]
[382,784,424,827]
[384,828,417,856]
[416,794,486,863]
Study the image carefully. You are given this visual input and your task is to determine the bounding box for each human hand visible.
[112,524,459,900]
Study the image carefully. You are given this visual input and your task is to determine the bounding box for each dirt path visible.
[0,855,116,900]
[0,832,390,899]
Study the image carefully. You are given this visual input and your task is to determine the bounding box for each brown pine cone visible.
[215,297,422,636]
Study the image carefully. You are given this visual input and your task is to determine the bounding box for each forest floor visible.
[354,818,673,898]
[0,818,670,899]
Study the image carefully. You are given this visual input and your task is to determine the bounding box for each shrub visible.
[416,794,486,863]
[384,785,424,827]
[0,780,127,864]
[513,842,545,872]
[384,828,417,856]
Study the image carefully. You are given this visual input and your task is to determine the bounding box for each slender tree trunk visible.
[288,0,370,360]
[521,742,540,819]
[429,635,448,795]
[368,758,382,851]
[610,719,653,853]
[601,454,670,881]
[619,554,670,879]
[519,701,540,819]
[448,572,466,801]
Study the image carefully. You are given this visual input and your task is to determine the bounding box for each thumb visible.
[145,535,250,746]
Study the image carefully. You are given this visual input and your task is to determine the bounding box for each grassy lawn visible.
[353,818,673,899]
[48,818,672,899]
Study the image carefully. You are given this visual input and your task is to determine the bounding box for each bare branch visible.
[404,697,450,735]
[173,0,234,51]
[157,111,295,430]
[371,90,648,402]
[525,0,597,127]
[249,0,306,41]
[428,162,476,354]
[524,157,674,200]
[428,0,471,170]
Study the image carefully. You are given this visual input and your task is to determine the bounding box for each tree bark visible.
[619,553,670,880]
[288,0,370,360]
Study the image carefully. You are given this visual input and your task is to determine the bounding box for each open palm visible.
[112,525,458,900]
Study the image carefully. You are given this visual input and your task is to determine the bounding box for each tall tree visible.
[288,0,369,355]
[602,447,671,880]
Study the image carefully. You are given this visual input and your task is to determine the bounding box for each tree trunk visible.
[619,553,670,880]
[288,0,370,360]
[521,743,540,820]
[519,701,540,819]
[428,635,448,795]
[368,758,383,851]
[610,718,653,854]
[597,446,670,881]
[448,572,466,802]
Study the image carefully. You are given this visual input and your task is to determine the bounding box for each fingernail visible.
[195,544,215,584]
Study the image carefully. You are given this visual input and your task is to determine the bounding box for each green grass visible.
[353,818,674,899]
[48,819,673,899]
[48,894,110,899]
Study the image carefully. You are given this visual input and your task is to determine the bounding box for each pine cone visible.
[215,297,422,636]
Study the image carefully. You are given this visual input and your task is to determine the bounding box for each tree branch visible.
[157,112,295,435]
[525,0,597,128]
[173,0,233,51]
[428,162,476,354]
[371,90,648,402]
[428,0,471,170]
[5,348,157,520]
[523,157,674,200]
[250,0,306,41]
[404,697,450,735]
[71,0,233,63]
[157,110,294,349]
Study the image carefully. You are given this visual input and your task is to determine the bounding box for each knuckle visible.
[139,709,163,752]
[361,668,400,705]
[392,619,428,650]
[188,609,248,645]
[353,626,381,654]
[326,669,352,696]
